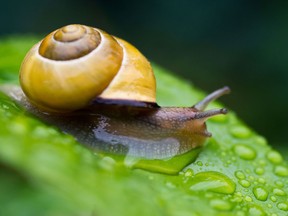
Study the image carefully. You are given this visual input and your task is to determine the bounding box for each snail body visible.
[5,24,230,172]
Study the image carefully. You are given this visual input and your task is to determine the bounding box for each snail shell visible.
[20,24,156,112]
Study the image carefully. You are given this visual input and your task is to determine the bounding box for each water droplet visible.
[253,186,268,201]
[274,165,288,177]
[188,171,236,194]
[270,196,277,202]
[233,193,243,203]
[233,144,256,160]
[235,192,242,196]
[254,136,267,146]
[255,167,264,175]
[230,125,252,138]
[258,178,266,184]
[267,203,272,208]
[184,168,194,177]
[239,179,251,188]
[271,213,278,216]
[245,169,251,174]
[248,205,266,216]
[235,171,246,179]
[209,199,232,211]
[275,180,284,188]
[98,156,116,171]
[267,150,283,164]
[196,161,203,166]
[245,195,253,202]
[277,202,288,211]
[258,159,266,166]
[273,188,286,196]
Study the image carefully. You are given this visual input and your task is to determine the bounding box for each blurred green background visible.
[0,0,288,147]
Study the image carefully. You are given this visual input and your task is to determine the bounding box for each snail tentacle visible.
[193,86,230,111]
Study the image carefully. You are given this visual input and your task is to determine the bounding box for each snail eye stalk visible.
[193,86,230,111]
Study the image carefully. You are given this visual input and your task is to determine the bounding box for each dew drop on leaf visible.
[184,168,194,177]
[257,178,265,184]
[248,175,255,181]
[233,144,256,160]
[196,161,203,166]
[209,199,232,211]
[245,196,253,202]
[274,165,288,177]
[248,205,266,216]
[270,196,277,202]
[273,188,286,196]
[235,170,246,179]
[267,150,283,164]
[253,186,269,201]
[277,202,288,211]
[254,136,267,146]
[239,179,251,188]
[230,125,252,138]
[254,167,265,175]
[275,180,284,188]
[188,171,236,194]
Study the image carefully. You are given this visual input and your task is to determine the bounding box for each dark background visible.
[1,0,288,148]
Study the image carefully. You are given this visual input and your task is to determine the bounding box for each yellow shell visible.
[20,24,156,112]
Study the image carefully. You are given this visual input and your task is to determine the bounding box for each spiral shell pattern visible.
[39,25,101,60]
[20,24,156,112]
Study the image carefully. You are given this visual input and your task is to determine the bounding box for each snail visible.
[1,24,230,173]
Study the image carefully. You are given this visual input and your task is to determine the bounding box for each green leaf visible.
[0,36,288,216]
